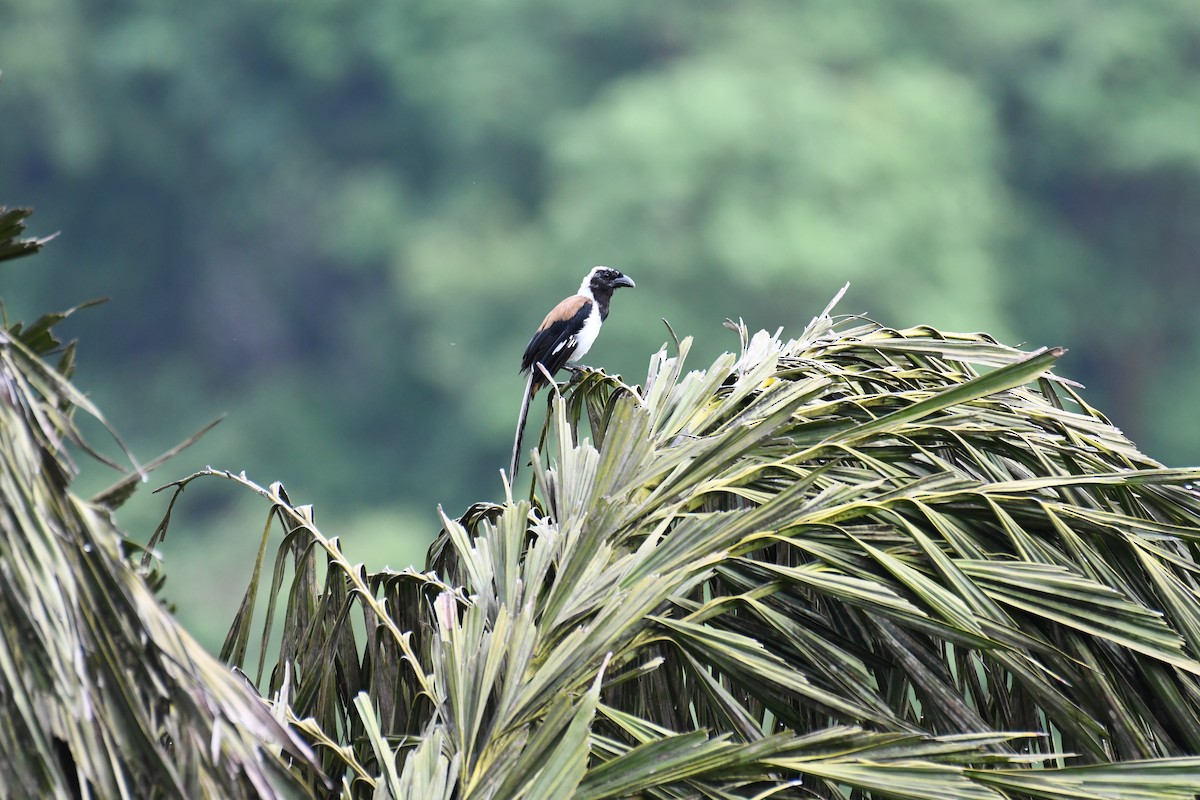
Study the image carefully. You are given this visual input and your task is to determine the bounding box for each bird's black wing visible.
[521,295,592,383]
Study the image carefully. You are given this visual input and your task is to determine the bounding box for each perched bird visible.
[510,266,636,479]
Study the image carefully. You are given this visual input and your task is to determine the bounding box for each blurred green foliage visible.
[3,1,1199,650]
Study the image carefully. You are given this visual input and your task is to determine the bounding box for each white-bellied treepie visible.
[509,266,636,479]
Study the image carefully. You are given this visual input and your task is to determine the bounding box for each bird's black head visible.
[579,266,634,320]
[582,266,636,297]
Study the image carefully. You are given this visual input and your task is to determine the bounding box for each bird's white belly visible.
[568,305,602,363]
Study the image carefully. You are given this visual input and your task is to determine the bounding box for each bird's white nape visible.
[577,265,610,299]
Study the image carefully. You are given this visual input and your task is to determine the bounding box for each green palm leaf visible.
[154,293,1200,798]
[0,210,317,798]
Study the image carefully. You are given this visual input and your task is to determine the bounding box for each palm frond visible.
[0,209,317,798]
[162,294,1200,798]
[0,206,56,264]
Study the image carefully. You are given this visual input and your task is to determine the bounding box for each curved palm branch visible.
[0,208,317,799]
[176,290,1200,799]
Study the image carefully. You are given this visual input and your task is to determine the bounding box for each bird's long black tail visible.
[510,372,536,480]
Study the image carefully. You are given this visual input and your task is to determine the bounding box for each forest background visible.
[3,1,1200,650]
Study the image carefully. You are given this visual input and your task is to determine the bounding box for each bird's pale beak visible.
[613,274,636,289]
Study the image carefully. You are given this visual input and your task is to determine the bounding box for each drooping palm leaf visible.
[0,206,56,264]
[168,289,1200,798]
[0,210,318,799]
